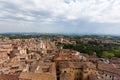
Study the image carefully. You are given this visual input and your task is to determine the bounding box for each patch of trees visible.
[56,41,120,58]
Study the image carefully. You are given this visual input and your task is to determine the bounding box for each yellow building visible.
[60,73,72,80]
[82,62,98,80]
[59,61,98,80]
[54,53,80,71]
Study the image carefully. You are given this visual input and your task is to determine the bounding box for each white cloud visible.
[0,0,120,23]
[1,0,120,34]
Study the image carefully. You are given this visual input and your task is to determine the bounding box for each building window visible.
[64,71,66,73]
[105,74,107,76]
[110,76,111,78]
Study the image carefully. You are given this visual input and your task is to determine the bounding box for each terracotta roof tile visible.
[0,74,18,80]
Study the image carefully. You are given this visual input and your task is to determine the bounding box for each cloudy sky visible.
[0,0,120,35]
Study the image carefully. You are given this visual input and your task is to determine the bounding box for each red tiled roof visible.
[0,74,19,80]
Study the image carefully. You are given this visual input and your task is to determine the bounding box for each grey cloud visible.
[29,10,53,18]
[0,1,55,23]
[0,1,21,13]
[0,16,33,22]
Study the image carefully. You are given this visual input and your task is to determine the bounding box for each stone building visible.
[19,62,57,80]
[59,61,98,80]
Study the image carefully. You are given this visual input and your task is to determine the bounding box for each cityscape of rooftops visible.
[0,0,120,80]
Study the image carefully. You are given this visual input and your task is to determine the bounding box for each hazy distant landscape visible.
[1,33,120,58]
